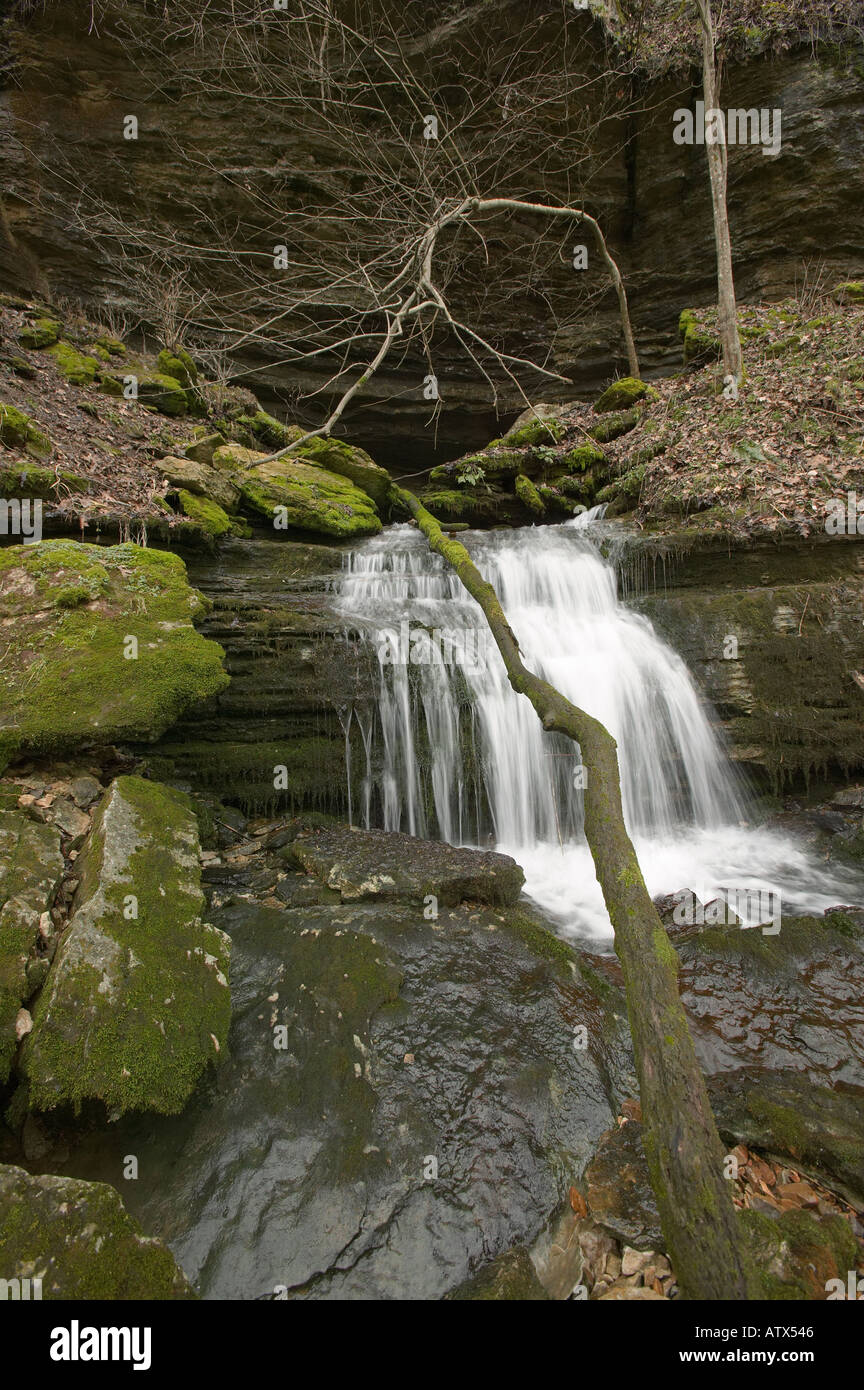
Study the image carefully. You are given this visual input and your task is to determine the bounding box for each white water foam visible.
[337,518,864,943]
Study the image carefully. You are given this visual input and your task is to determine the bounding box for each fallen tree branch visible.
[392,482,754,1301]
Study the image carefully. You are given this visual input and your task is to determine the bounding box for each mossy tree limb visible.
[393,483,753,1301]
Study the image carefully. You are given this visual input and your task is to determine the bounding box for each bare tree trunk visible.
[696,0,743,387]
[393,483,754,1301]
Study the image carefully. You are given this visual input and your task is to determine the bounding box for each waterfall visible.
[336,518,864,939]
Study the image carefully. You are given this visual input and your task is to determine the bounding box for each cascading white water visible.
[337,517,864,940]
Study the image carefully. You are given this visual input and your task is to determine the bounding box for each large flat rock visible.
[290,825,526,906]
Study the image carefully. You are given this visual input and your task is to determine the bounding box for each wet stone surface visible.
[33,879,630,1300]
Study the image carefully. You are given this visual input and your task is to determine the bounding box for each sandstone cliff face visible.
[1,1,862,463]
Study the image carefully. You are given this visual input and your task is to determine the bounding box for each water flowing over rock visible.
[336,520,864,939]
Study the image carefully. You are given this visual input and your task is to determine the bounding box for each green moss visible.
[236,410,302,449]
[157,346,197,387]
[93,333,126,357]
[515,474,544,514]
[679,309,722,364]
[47,341,99,385]
[594,377,648,414]
[589,409,641,444]
[291,435,392,506]
[0,462,88,498]
[0,404,51,459]
[0,1163,195,1299]
[0,541,228,760]
[564,442,605,472]
[833,281,864,305]
[241,457,382,538]
[500,908,576,972]
[138,373,189,417]
[176,489,232,539]
[505,415,565,447]
[17,317,61,349]
[22,776,230,1117]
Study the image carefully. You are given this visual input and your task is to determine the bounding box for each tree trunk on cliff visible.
[695,0,743,390]
[393,483,754,1302]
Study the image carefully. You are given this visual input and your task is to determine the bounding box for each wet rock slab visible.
[289,825,526,907]
[47,892,629,1300]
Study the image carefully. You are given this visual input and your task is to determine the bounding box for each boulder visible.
[594,377,649,413]
[158,455,240,512]
[584,1119,663,1250]
[503,405,565,446]
[175,489,234,539]
[0,404,51,459]
[289,825,525,906]
[240,457,382,538]
[157,346,198,387]
[55,887,627,1298]
[21,775,230,1116]
[0,540,229,770]
[515,474,544,515]
[0,461,88,498]
[678,912,864,1205]
[47,342,99,385]
[17,316,61,349]
[291,435,392,507]
[137,372,188,417]
[0,811,64,1081]
[0,1163,195,1298]
[182,431,226,465]
[446,1248,549,1300]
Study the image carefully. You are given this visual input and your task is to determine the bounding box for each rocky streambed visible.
[2,518,864,1299]
[2,766,863,1299]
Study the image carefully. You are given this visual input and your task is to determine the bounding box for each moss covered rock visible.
[515,474,544,515]
[137,372,188,417]
[93,332,126,357]
[504,405,565,447]
[0,812,64,1082]
[589,408,641,444]
[236,410,300,450]
[0,461,88,499]
[211,441,265,473]
[739,1207,858,1300]
[0,541,228,767]
[17,317,61,349]
[446,1247,549,1300]
[47,342,99,385]
[159,456,240,512]
[291,435,392,507]
[241,457,382,538]
[594,377,649,413]
[832,281,864,306]
[0,1163,195,1298]
[21,775,230,1116]
[175,489,233,539]
[563,441,605,473]
[157,345,197,387]
[0,404,51,459]
[679,309,722,365]
[182,431,226,465]
[290,825,525,907]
